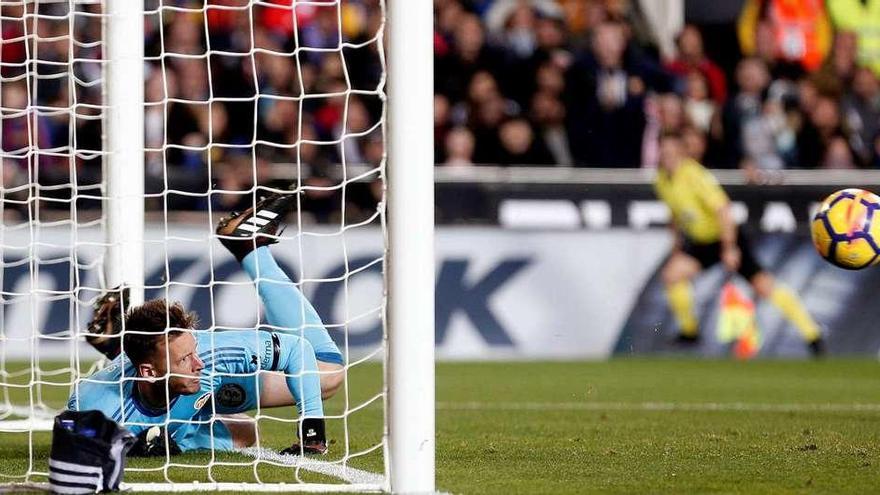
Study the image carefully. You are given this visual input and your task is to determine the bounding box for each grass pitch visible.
[2,359,879,494]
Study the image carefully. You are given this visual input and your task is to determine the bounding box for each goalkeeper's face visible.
[152,333,204,395]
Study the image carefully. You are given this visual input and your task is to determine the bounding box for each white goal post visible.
[103,0,145,308]
[0,0,434,493]
[386,0,435,493]
[386,0,435,492]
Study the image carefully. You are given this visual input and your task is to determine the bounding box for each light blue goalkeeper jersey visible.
[68,329,321,452]
[67,246,342,452]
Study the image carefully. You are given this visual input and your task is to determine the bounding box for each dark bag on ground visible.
[49,410,136,494]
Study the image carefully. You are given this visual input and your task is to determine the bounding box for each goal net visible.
[0,0,432,492]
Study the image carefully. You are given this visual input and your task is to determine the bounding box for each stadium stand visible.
[5,0,880,221]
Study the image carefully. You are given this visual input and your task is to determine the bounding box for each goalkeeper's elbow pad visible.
[128,425,182,457]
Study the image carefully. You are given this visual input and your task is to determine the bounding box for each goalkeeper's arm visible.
[267,332,327,455]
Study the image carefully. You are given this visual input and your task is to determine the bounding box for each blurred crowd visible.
[1,0,384,221]
[5,0,880,220]
[435,0,880,173]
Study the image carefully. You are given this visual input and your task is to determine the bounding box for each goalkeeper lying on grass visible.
[68,193,344,457]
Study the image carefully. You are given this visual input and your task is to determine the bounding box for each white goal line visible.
[0,410,385,487]
[238,447,384,487]
[3,482,386,494]
[436,401,880,413]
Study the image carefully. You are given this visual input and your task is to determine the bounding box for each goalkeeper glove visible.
[128,426,182,457]
[85,287,129,359]
[280,418,328,456]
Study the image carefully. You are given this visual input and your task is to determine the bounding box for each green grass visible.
[2,359,880,494]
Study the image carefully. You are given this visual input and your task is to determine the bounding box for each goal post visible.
[385,0,436,493]
[103,0,145,305]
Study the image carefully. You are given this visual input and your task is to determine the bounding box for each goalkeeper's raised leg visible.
[216,192,345,399]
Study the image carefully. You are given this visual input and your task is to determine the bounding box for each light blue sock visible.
[242,247,343,364]
[275,333,324,417]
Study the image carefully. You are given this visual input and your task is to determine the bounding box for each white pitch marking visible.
[0,405,57,431]
[239,447,385,486]
[0,418,55,432]
[436,401,880,413]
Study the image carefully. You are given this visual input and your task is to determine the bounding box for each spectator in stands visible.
[460,70,522,164]
[683,71,717,133]
[166,12,204,56]
[258,100,298,155]
[212,156,256,213]
[721,57,772,167]
[259,52,297,98]
[452,70,505,126]
[842,66,880,165]
[530,91,573,166]
[738,0,832,74]
[823,136,857,169]
[797,76,821,116]
[485,2,570,105]
[444,127,477,167]
[301,7,343,60]
[814,30,859,94]
[335,98,374,166]
[483,0,563,45]
[642,92,687,168]
[32,0,880,223]
[665,24,727,103]
[602,0,660,57]
[436,0,467,42]
[534,15,573,68]
[494,2,541,60]
[0,159,28,219]
[497,117,555,166]
[657,92,687,134]
[535,61,567,97]
[435,13,507,104]
[741,100,786,170]
[435,94,453,163]
[797,95,849,168]
[145,70,169,177]
[828,0,880,75]
[312,80,349,140]
[470,94,512,164]
[872,136,880,168]
[1,81,53,173]
[566,20,651,167]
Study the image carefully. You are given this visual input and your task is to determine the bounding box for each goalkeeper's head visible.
[123,300,204,395]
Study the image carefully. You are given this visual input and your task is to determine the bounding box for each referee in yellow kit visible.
[654,131,825,356]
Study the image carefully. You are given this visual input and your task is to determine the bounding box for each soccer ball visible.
[811,188,880,270]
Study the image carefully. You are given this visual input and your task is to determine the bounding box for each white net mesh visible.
[1,0,387,490]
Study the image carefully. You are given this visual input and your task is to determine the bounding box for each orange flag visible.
[717,282,761,359]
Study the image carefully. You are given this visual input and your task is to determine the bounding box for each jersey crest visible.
[217,383,247,408]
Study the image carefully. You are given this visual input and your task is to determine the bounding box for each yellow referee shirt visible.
[654,158,730,244]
